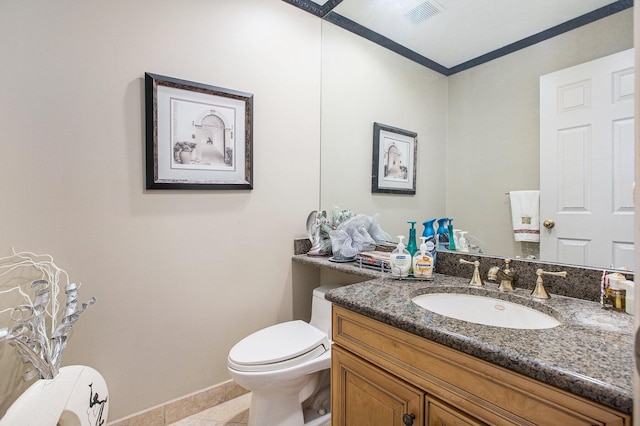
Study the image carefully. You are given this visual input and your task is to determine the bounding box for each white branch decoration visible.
[0,250,95,380]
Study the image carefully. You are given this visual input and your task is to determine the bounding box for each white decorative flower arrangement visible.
[0,250,96,381]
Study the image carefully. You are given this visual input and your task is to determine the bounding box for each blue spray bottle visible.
[422,218,437,266]
[447,218,457,251]
[437,218,450,250]
[406,221,418,257]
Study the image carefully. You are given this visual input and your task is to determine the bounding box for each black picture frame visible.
[145,72,253,190]
[371,122,417,194]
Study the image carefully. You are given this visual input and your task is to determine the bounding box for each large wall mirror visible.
[319,3,634,271]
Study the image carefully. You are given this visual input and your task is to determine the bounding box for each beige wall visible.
[446,9,633,258]
[0,0,321,421]
[320,22,449,240]
[0,1,633,422]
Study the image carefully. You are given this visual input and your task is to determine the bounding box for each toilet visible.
[227,285,339,426]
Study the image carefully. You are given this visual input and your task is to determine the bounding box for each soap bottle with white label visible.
[412,237,434,279]
[389,236,411,278]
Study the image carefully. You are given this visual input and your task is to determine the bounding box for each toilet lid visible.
[228,320,329,372]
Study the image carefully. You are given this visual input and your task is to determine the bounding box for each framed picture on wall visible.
[144,72,253,190]
[371,122,417,194]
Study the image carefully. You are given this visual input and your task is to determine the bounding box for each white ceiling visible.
[315,0,621,69]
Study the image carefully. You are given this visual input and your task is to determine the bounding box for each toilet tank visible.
[309,285,341,337]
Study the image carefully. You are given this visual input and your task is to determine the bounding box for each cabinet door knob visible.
[402,413,415,425]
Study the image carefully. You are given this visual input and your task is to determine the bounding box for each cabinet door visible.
[332,345,424,426]
[333,306,631,425]
[427,397,486,426]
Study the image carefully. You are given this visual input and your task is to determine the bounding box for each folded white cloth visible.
[509,190,540,242]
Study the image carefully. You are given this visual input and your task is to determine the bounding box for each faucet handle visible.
[531,268,567,299]
[459,258,483,286]
[538,269,567,278]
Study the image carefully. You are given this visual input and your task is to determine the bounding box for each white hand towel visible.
[509,190,540,242]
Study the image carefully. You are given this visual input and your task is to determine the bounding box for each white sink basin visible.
[412,293,561,329]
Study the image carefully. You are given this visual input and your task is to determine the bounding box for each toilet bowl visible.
[227,285,339,426]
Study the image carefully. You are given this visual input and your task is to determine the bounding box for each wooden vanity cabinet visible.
[332,345,424,425]
[426,397,486,426]
[331,306,631,426]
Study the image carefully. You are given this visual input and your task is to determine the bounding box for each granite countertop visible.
[293,254,634,414]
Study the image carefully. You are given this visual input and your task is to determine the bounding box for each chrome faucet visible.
[531,268,567,299]
[459,259,483,286]
[496,259,517,292]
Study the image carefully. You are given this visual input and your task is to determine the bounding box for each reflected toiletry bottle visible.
[389,236,411,278]
[413,237,434,279]
[422,218,437,266]
[620,280,635,315]
[407,221,418,257]
[448,218,456,251]
[437,218,449,249]
[457,231,470,253]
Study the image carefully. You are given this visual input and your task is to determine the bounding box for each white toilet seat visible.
[228,320,329,373]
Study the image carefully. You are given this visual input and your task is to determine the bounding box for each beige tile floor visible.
[167,392,331,426]
[167,392,251,426]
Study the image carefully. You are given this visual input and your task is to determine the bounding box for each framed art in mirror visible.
[145,72,253,190]
[371,122,417,194]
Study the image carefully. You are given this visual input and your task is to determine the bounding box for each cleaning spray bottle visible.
[389,235,411,278]
[412,237,434,279]
[437,218,449,250]
[422,218,437,266]
[447,218,456,251]
[406,221,418,258]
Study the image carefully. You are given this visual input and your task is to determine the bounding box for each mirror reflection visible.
[320,6,634,270]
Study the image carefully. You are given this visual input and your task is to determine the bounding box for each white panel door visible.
[540,49,635,269]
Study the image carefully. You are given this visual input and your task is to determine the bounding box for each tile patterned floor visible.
[166,393,331,426]
[167,392,251,426]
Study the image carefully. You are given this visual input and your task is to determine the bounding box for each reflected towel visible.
[509,190,540,242]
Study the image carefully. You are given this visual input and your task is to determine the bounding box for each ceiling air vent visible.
[404,0,445,24]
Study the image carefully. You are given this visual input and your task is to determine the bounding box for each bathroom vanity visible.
[292,254,633,425]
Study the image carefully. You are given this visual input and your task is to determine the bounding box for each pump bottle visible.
[389,236,411,278]
[447,218,456,251]
[457,231,470,253]
[412,237,434,279]
[406,221,418,257]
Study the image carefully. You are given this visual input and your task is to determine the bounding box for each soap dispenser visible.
[422,219,437,266]
[389,236,411,278]
[457,231,470,253]
[437,218,450,250]
[406,221,418,257]
[412,237,434,279]
[447,218,456,251]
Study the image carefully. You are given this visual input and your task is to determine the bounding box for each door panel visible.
[332,345,423,426]
[540,48,635,269]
